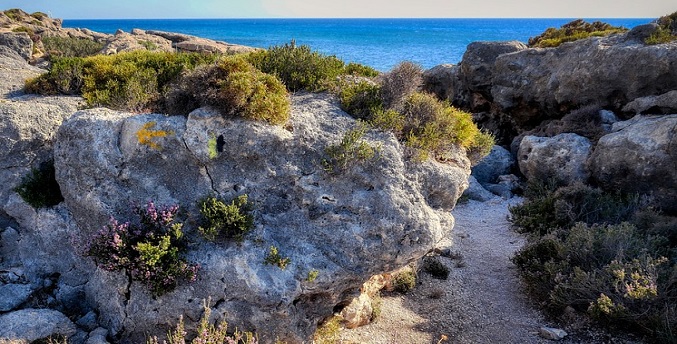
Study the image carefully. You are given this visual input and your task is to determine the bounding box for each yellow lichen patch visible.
[136,121,172,150]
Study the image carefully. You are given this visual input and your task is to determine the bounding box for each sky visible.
[1,0,674,19]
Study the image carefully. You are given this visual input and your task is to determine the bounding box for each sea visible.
[63,18,651,71]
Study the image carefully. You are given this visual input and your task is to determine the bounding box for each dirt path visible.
[339,198,556,344]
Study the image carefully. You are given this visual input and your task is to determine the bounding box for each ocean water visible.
[63,18,651,71]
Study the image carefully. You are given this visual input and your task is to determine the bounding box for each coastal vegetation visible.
[197,195,254,242]
[510,182,677,343]
[14,160,63,209]
[528,19,628,48]
[337,61,494,163]
[41,36,104,58]
[646,11,677,45]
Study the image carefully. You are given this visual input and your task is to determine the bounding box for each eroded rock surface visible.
[53,93,469,342]
[518,133,592,186]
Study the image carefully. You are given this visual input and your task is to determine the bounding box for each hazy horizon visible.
[2,0,673,20]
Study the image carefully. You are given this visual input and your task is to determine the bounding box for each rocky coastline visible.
[1,8,676,344]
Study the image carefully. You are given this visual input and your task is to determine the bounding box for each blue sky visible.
[2,0,674,19]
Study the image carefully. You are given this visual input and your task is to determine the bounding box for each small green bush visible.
[647,11,677,45]
[166,55,290,124]
[403,92,487,161]
[138,40,159,51]
[511,182,677,342]
[338,80,383,120]
[25,51,218,112]
[322,123,380,175]
[344,62,380,77]
[42,36,104,58]
[14,160,63,209]
[528,19,628,48]
[197,195,254,242]
[3,9,24,21]
[148,299,259,344]
[85,201,198,296]
[379,61,423,111]
[393,269,416,293]
[31,12,48,21]
[306,269,320,282]
[247,41,345,92]
[264,245,290,270]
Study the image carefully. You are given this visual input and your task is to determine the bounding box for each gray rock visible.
[622,90,677,115]
[54,93,469,343]
[76,311,99,332]
[0,32,33,61]
[471,145,515,185]
[422,64,461,103]
[485,183,513,199]
[0,46,44,98]
[0,283,33,311]
[589,114,677,213]
[518,133,592,185]
[539,326,568,340]
[85,328,109,344]
[490,35,677,128]
[626,23,659,42]
[462,175,497,202]
[0,308,77,342]
[459,41,528,96]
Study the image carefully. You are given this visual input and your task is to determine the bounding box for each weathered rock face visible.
[471,145,515,185]
[622,90,677,115]
[491,36,677,128]
[518,133,592,185]
[422,64,461,103]
[0,308,77,342]
[0,32,33,61]
[589,114,677,214]
[54,93,469,342]
[459,41,527,102]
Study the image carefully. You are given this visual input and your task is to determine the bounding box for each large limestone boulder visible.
[422,64,461,103]
[100,30,173,55]
[491,36,677,128]
[589,114,677,214]
[517,133,592,185]
[459,40,528,97]
[54,93,469,342]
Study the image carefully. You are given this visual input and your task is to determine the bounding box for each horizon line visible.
[62,16,654,20]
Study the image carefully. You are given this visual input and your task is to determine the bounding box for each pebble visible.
[539,326,568,340]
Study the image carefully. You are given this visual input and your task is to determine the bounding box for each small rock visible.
[462,175,497,202]
[0,283,33,311]
[76,311,98,332]
[539,326,567,341]
[0,308,77,342]
[86,327,110,344]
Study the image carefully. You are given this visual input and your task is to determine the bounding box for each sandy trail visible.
[339,198,555,344]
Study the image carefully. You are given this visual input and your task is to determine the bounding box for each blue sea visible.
[63,18,651,71]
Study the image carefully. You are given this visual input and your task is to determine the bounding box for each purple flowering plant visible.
[86,201,199,296]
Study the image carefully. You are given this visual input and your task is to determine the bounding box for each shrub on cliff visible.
[338,80,383,120]
[247,41,377,91]
[14,160,63,209]
[510,182,677,342]
[25,51,218,111]
[528,19,628,48]
[380,61,423,111]
[42,36,104,58]
[85,201,198,296]
[646,11,677,45]
[197,195,254,242]
[166,55,290,124]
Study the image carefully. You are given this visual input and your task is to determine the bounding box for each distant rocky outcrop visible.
[0,8,257,61]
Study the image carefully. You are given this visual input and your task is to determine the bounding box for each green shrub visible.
[322,123,380,175]
[14,160,63,209]
[138,40,159,51]
[166,55,290,124]
[379,61,423,111]
[509,181,638,236]
[338,80,383,120]
[369,107,405,134]
[403,92,487,161]
[648,11,677,45]
[148,299,259,344]
[370,292,382,321]
[85,201,198,296]
[528,19,628,48]
[247,41,345,92]
[25,51,218,112]
[197,195,254,242]
[12,26,34,36]
[264,245,290,270]
[31,12,48,21]
[511,182,677,342]
[344,62,380,77]
[42,36,104,58]
[3,9,24,21]
[393,269,416,293]
[306,269,320,282]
